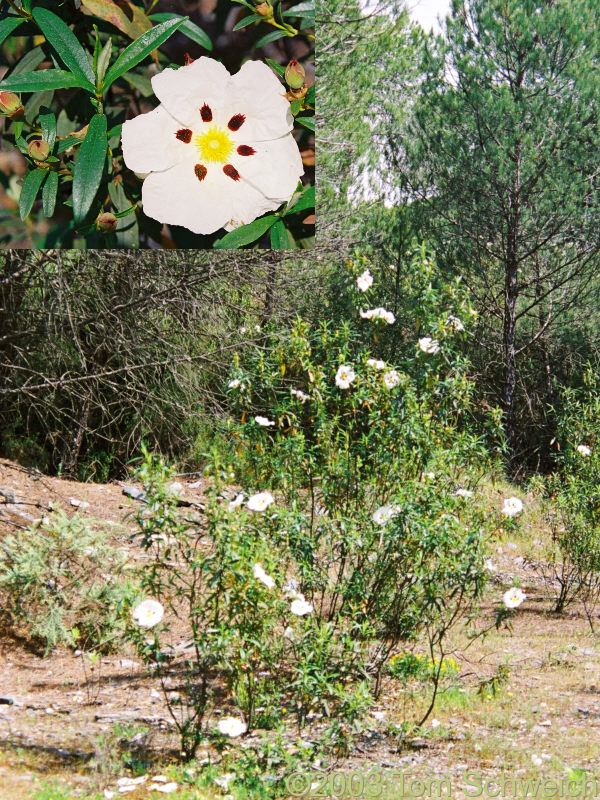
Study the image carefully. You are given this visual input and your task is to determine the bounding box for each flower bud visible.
[254,2,272,16]
[96,212,117,233]
[28,140,50,162]
[0,91,24,119]
[285,59,305,90]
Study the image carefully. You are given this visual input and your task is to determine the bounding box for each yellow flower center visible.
[194,126,234,163]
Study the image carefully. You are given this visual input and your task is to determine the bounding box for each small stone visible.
[117,776,147,787]
[153,783,178,794]
[119,659,140,669]
[69,498,90,509]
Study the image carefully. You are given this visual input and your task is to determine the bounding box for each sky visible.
[360,0,452,33]
[407,0,452,33]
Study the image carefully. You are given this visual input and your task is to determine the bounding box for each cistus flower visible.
[366,358,386,370]
[418,337,440,354]
[383,370,401,389]
[360,307,395,324]
[356,269,373,292]
[247,491,274,511]
[446,315,465,332]
[254,415,275,427]
[217,717,247,737]
[577,444,591,456]
[372,505,400,525]
[132,599,164,628]
[121,57,304,235]
[290,596,314,616]
[253,563,275,589]
[502,496,524,517]
[335,364,356,389]
[503,587,526,609]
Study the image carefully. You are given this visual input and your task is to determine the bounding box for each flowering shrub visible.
[0,1,314,248]
[534,370,600,619]
[123,249,503,769]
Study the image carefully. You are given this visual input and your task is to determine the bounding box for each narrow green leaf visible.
[57,135,82,155]
[72,113,108,223]
[297,116,315,131]
[11,47,45,77]
[286,184,314,214]
[40,110,57,150]
[266,58,286,78]
[306,84,315,104]
[19,168,47,220]
[96,37,113,86]
[214,215,278,249]
[0,70,93,93]
[290,98,302,116]
[254,29,289,48]
[232,14,262,31]
[0,17,24,47]
[32,8,95,90]
[283,0,315,15]
[270,219,293,249]
[149,14,212,51]
[102,17,189,92]
[42,170,59,217]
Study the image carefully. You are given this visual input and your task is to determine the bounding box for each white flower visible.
[531,755,543,767]
[418,337,440,354]
[366,358,386,370]
[422,472,435,480]
[121,57,303,235]
[360,307,395,325]
[373,505,400,525]
[484,559,496,572]
[503,587,526,608]
[247,491,274,512]
[502,496,524,517]
[454,488,473,498]
[254,415,275,427]
[383,370,401,389]
[356,269,373,292]
[284,626,294,640]
[228,378,241,389]
[290,597,314,616]
[577,444,591,456]
[228,492,245,511]
[291,388,310,402]
[253,563,275,589]
[446,315,465,332]
[217,717,247,738]
[132,599,164,628]
[335,364,356,389]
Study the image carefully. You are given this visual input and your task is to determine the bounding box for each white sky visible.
[407,0,452,33]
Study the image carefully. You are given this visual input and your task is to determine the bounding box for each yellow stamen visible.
[194,126,234,163]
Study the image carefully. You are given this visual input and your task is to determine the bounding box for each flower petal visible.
[232,133,303,203]
[122,104,193,174]
[141,158,281,235]
[227,61,293,142]
[151,57,231,127]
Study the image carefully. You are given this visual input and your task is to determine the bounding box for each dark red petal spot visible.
[223,164,240,181]
[200,104,213,122]
[194,164,208,181]
[184,53,194,66]
[228,114,245,132]
[176,128,192,143]
[237,145,255,156]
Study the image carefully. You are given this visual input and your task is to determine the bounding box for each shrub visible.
[0,508,135,653]
[126,248,499,768]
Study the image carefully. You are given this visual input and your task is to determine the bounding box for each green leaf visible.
[96,37,113,86]
[254,29,289,48]
[56,135,82,155]
[306,84,315,104]
[42,170,59,217]
[297,116,315,131]
[232,14,263,31]
[290,98,302,116]
[81,0,152,41]
[149,14,212,51]
[102,16,189,92]
[270,219,293,249]
[11,47,45,76]
[0,17,24,48]
[19,168,47,220]
[72,113,108,223]
[214,215,278,249]
[266,58,286,78]
[40,110,57,150]
[31,8,95,91]
[286,184,314,214]
[0,70,94,93]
